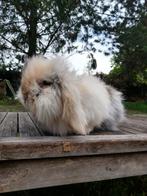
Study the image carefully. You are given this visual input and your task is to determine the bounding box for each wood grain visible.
[0,112,17,137]
[129,114,147,121]
[1,134,147,160]
[0,112,147,137]
[19,112,42,136]
[1,152,147,193]
[127,118,147,132]
[27,113,45,136]
[0,112,7,124]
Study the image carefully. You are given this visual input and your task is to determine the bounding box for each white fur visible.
[18,56,125,136]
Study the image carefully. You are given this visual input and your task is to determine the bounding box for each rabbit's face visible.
[18,57,63,123]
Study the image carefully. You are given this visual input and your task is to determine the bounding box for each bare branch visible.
[0,35,27,54]
[42,23,62,54]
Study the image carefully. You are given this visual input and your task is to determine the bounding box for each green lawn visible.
[0,98,147,114]
[124,101,147,114]
[0,98,25,112]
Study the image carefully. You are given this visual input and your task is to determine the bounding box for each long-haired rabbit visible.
[17,56,125,136]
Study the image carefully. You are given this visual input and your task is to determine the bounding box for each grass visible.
[0,98,147,114]
[0,98,25,112]
[124,101,147,114]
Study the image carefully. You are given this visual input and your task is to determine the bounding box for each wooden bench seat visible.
[0,112,147,193]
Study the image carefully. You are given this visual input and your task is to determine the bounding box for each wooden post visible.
[0,80,6,98]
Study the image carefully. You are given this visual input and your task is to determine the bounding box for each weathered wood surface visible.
[0,112,7,124]
[0,113,17,137]
[0,112,147,193]
[0,112,146,160]
[19,112,41,137]
[1,134,147,160]
[0,112,147,137]
[1,152,147,193]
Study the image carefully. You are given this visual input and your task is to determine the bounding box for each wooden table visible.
[0,112,147,193]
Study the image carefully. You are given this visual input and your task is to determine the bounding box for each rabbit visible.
[17,55,125,136]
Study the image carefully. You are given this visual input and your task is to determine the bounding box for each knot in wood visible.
[63,142,71,152]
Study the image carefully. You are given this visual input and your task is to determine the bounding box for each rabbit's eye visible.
[38,80,52,88]
[42,80,52,86]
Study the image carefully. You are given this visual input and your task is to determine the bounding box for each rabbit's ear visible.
[61,84,87,135]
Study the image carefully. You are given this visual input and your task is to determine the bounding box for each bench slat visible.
[129,114,147,121]
[120,122,147,134]
[1,134,147,160]
[0,152,147,193]
[0,112,17,137]
[127,118,147,132]
[0,112,7,124]
[19,113,42,136]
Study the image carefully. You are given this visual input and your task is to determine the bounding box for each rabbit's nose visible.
[36,89,41,97]
[36,92,40,97]
[32,89,41,97]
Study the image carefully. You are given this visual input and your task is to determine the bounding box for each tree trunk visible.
[27,1,38,57]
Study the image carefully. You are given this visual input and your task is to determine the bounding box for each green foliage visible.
[0,0,146,69]
[134,69,147,86]
[114,23,147,71]
[107,11,147,99]
[111,10,147,85]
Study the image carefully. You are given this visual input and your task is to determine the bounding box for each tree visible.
[111,11,147,92]
[107,16,147,99]
[0,0,146,69]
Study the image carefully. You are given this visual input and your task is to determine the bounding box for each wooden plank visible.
[24,113,129,136]
[128,116,147,122]
[119,117,147,134]
[27,113,45,136]
[0,112,7,124]
[19,112,42,136]
[20,113,147,135]
[127,118,147,131]
[120,124,143,134]
[91,127,126,135]
[129,114,147,121]
[118,114,147,134]
[126,121,147,133]
[1,152,147,193]
[1,134,147,160]
[119,126,137,134]
[0,113,17,137]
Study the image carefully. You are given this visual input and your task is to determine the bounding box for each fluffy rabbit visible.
[17,56,125,136]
